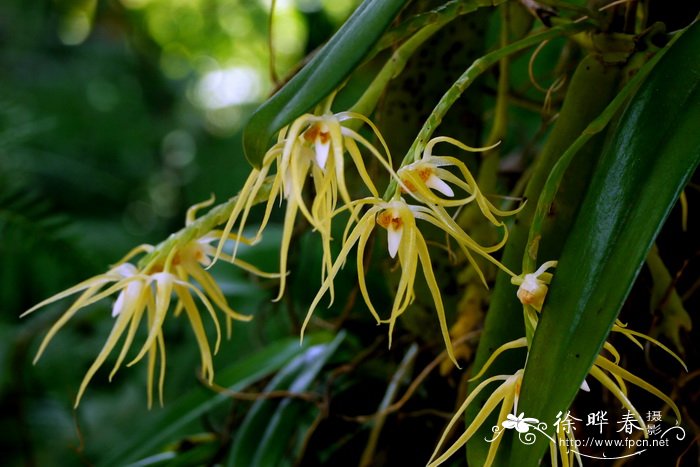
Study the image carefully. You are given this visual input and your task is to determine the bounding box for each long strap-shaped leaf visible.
[512,21,700,466]
[227,332,345,466]
[466,51,621,467]
[242,0,408,168]
[100,333,334,466]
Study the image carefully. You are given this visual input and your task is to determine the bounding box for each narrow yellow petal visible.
[113,244,154,265]
[274,198,299,302]
[344,137,378,197]
[186,194,215,226]
[233,166,274,260]
[33,283,105,363]
[22,276,112,318]
[180,282,225,352]
[302,209,378,340]
[602,341,621,364]
[73,298,139,407]
[589,364,646,435]
[386,229,418,347]
[429,374,514,466]
[484,375,518,467]
[424,135,499,158]
[130,273,173,365]
[429,374,510,462]
[416,232,458,367]
[356,221,381,323]
[176,285,215,382]
[336,111,393,167]
[611,325,687,371]
[341,127,403,187]
[110,286,150,380]
[156,330,166,407]
[212,171,259,264]
[595,356,681,422]
[469,337,528,382]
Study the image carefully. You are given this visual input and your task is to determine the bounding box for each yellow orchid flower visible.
[302,196,516,365]
[398,136,524,224]
[22,199,276,407]
[216,111,393,302]
[587,323,686,434]
[428,369,524,467]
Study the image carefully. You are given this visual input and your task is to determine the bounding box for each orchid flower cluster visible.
[215,108,526,366]
[22,199,277,407]
[24,107,528,405]
[23,103,684,467]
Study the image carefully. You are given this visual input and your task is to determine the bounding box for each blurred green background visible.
[0,0,360,465]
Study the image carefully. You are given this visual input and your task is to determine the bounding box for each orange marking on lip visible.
[400,166,433,193]
[377,210,403,230]
[303,124,329,143]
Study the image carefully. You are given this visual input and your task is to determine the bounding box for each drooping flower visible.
[398,136,523,224]
[587,323,686,434]
[302,196,516,365]
[428,370,524,467]
[215,111,394,301]
[23,201,275,407]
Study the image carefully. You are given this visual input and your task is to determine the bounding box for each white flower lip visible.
[520,273,542,294]
[425,173,454,197]
[112,281,143,317]
[387,224,403,259]
[314,135,331,169]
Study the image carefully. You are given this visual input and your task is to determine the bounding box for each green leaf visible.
[125,442,218,467]
[226,331,346,466]
[512,22,700,466]
[100,333,334,466]
[466,52,621,466]
[242,0,408,168]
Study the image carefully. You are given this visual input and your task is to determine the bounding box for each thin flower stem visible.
[350,22,446,119]
[359,343,419,467]
[351,0,509,119]
[522,28,687,274]
[456,3,511,230]
[373,0,506,54]
[484,4,511,149]
[268,0,279,86]
[384,20,592,201]
[137,177,275,269]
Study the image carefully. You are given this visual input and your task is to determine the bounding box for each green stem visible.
[456,3,509,260]
[137,178,275,268]
[349,22,447,118]
[383,20,591,200]
[359,343,418,467]
[373,0,504,54]
[350,1,513,119]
